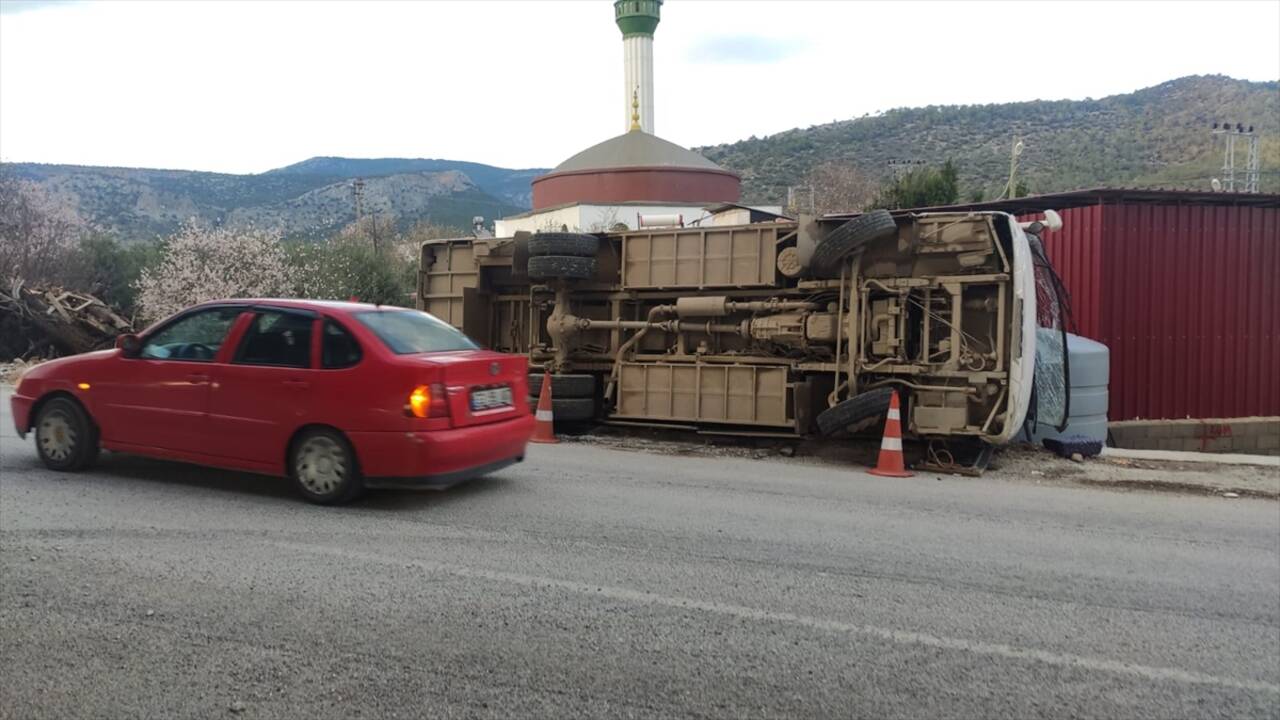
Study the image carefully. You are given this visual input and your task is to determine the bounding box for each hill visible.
[265,157,546,209]
[5,76,1276,239]
[697,75,1280,205]
[3,158,543,241]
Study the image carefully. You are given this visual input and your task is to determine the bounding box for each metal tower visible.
[888,159,927,179]
[1211,122,1259,193]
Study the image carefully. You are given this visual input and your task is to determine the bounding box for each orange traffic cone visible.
[868,390,913,477]
[530,370,558,444]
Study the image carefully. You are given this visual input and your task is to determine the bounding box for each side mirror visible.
[116,333,142,358]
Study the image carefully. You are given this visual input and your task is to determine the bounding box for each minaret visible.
[615,0,661,134]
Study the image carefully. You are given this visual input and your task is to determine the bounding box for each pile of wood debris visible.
[0,281,133,361]
[0,357,41,384]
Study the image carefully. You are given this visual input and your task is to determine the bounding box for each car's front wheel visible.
[34,396,99,472]
[291,429,364,505]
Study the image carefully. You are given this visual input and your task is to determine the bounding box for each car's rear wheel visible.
[291,429,364,505]
[34,396,99,472]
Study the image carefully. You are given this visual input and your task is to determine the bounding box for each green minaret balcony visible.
[614,0,662,38]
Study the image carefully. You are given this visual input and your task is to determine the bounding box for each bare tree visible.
[803,161,879,214]
[401,220,462,244]
[395,220,465,267]
[339,213,398,254]
[587,207,622,233]
[0,170,83,283]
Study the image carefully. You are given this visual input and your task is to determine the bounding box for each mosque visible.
[493,0,783,235]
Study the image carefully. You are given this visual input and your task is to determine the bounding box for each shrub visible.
[60,234,160,317]
[290,237,408,306]
[871,160,961,210]
[290,218,461,307]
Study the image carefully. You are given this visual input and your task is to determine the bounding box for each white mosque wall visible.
[495,203,712,236]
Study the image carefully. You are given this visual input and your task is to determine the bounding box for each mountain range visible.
[3,75,1275,242]
[698,75,1279,203]
[4,158,543,241]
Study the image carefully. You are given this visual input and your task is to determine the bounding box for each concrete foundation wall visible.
[1108,417,1280,455]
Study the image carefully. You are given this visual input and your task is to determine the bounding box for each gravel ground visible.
[2,392,1279,719]
[567,426,1280,498]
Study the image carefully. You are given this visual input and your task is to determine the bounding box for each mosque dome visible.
[530,127,741,210]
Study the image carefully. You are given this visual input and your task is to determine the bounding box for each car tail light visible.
[408,383,448,418]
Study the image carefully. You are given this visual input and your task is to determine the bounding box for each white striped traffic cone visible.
[868,390,912,477]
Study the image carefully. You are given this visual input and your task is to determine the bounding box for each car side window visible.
[140,307,242,362]
[234,310,314,368]
[321,320,362,369]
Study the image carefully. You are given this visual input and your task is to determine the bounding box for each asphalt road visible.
[2,396,1278,719]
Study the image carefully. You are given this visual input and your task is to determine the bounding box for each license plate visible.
[469,386,512,412]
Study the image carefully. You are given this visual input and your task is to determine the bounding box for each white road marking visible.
[275,541,1279,695]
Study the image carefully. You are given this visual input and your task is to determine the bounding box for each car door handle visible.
[284,379,310,389]
[187,373,210,384]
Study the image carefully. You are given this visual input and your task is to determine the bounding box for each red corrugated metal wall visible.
[1035,202,1279,421]
[1034,205,1104,339]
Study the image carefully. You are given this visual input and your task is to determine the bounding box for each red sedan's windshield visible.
[353,309,479,354]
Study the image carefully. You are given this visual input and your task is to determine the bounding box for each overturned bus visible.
[418,209,1061,458]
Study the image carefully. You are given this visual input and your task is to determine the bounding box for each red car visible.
[10,300,535,504]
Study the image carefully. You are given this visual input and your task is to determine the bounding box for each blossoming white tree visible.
[134,223,297,321]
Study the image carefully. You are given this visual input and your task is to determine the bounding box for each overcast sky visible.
[1,0,1277,174]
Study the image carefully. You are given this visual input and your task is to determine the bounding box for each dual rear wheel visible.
[527,231,599,281]
[527,373,597,422]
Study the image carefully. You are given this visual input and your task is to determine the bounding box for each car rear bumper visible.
[365,455,523,490]
[350,412,535,489]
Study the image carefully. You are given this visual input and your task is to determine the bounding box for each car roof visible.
[190,299,416,316]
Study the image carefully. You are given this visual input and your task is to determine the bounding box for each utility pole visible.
[787,185,815,214]
[351,178,366,223]
[1002,137,1025,200]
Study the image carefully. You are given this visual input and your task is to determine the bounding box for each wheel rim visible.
[38,411,76,462]
[295,436,347,495]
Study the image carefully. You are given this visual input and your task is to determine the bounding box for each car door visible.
[307,315,366,423]
[96,305,246,454]
[206,307,317,466]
